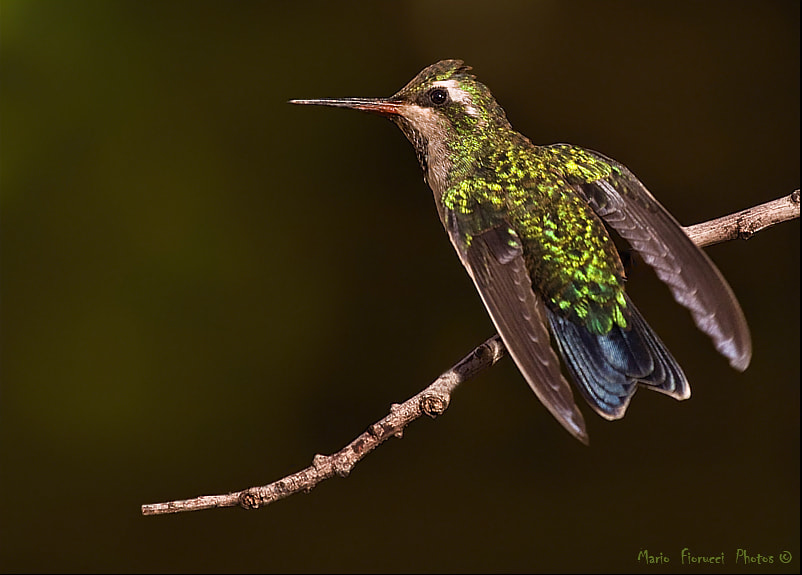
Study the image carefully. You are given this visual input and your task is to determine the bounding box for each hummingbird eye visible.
[427,87,449,107]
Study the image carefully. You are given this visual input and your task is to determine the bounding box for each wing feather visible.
[573,152,751,371]
[458,226,589,444]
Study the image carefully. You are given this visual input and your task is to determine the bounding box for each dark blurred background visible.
[1,0,799,572]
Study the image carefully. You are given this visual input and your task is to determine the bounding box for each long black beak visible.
[289,98,402,117]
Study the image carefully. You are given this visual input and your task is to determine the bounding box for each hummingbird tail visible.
[547,296,690,420]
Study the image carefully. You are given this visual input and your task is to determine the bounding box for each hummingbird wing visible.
[448,218,589,444]
[561,146,752,371]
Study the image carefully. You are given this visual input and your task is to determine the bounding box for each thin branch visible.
[683,190,799,247]
[142,336,507,515]
[142,191,799,516]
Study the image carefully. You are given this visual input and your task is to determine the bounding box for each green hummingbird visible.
[290,59,751,444]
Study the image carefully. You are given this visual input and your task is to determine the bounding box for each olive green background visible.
[1,1,799,572]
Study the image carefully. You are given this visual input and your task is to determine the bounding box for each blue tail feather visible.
[547,295,689,420]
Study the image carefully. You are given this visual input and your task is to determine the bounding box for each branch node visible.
[420,393,449,418]
[791,189,800,204]
[736,215,755,240]
[368,423,383,438]
[333,459,352,478]
[474,343,493,361]
[312,454,328,470]
[239,490,261,510]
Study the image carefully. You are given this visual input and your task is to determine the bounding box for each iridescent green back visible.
[444,142,628,336]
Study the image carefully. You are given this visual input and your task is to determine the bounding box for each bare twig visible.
[142,336,507,515]
[683,190,799,247]
[142,192,799,516]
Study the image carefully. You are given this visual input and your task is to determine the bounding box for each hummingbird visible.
[290,60,751,444]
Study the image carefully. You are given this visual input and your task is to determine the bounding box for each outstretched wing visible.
[560,146,752,371]
[447,215,589,444]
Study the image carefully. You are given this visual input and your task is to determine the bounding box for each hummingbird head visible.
[290,60,516,184]
[388,59,513,133]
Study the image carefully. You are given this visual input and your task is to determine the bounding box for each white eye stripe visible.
[430,80,480,118]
